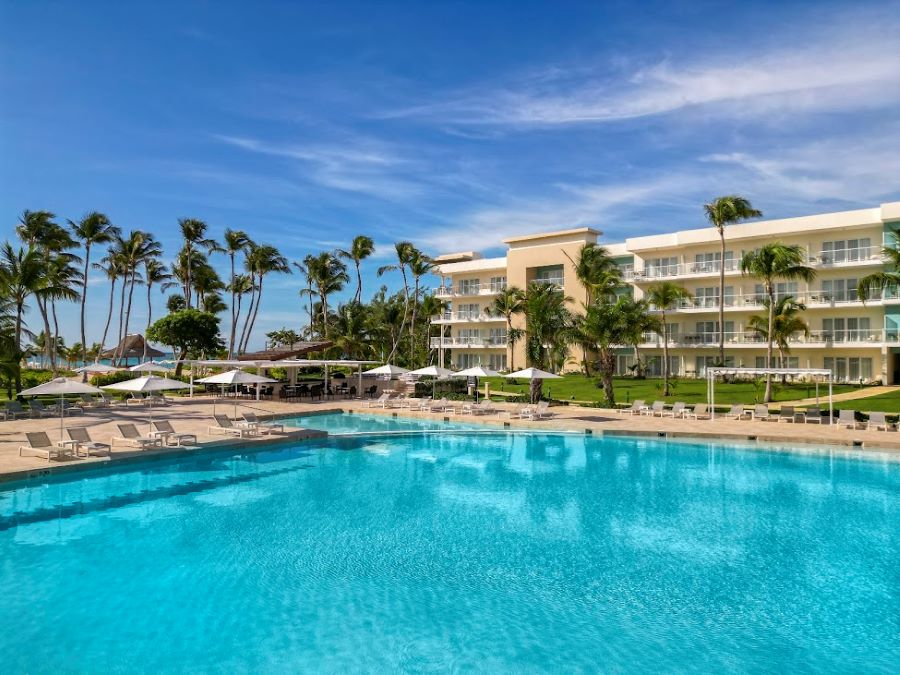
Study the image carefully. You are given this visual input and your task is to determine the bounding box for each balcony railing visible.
[430,337,508,348]
[434,285,504,298]
[433,312,505,322]
[533,275,564,287]
[650,288,900,312]
[639,329,890,347]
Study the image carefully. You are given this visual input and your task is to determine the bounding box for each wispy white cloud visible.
[213,134,424,200]
[385,17,900,127]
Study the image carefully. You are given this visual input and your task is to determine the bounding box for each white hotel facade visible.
[430,201,900,384]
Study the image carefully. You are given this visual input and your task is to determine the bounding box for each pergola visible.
[179,358,380,399]
[706,367,833,423]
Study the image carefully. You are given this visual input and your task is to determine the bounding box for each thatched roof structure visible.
[100,334,165,360]
[238,341,333,362]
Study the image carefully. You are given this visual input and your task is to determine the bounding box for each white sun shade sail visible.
[452,366,500,378]
[196,369,277,385]
[362,364,410,376]
[74,363,120,374]
[407,366,455,378]
[505,367,562,380]
[129,362,172,373]
[102,375,191,393]
[20,378,105,396]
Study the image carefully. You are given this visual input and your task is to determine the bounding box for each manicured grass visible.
[483,375,861,406]
[826,391,900,414]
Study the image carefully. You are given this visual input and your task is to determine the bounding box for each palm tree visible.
[143,259,171,360]
[177,218,218,308]
[578,297,642,407]
[857,232,900,302]
[377,241,415,362]
[302,251,348,341]
[223,229,252,357]
[339,235,375,303]
[486,286,526,371]
[407,247,434,364]
[646,282,693,394]
[329,302,373,359]
[45,252,82,374]
[93,251,124,362]
[748,295,809,381]
[421,295,448,365]
[69,212,119,367]
[564,242,621,305]
[523,282,573,372]
[740,242,815,402]
[239,244,290,353]
[0,244,42,391]
[112,231,160,364]
[620,298,660,381]
[704,196,763,365]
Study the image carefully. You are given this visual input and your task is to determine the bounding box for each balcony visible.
[432,312,506,324]
[433,285,505,298]
[650,288,900,313]
[430,337,508,348]
[639,329,891,348]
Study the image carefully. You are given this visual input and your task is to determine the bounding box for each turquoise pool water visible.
[0,427,897,672]
[282,411,488,434]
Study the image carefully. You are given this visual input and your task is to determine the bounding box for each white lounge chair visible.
[18,431,74,461]
[112,423,162,449]
[242,412,284,434]
[866,412,893,431]
[618,400,645,415]
[752,405,772,421]
[66,427,111,457]
[524,401,552,420]
[641,401,665,416]
[838,409,858,429]
[725,404,748,420]
[4,401,30,419]
[429,398,455,413]
[364,393,392,409]
[662,402,686,418]
[208,414,257,438]
[777,406,798,423]
[803,406,823,424]
[682,403,709,419]
[152,420,198,446]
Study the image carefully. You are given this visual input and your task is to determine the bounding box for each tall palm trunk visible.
[120,270,138,366]
[662,309,671,395]
[144,281,154,361]
[506,315,515,372]
[228,253,237,358]
[244,275,264,352]
[238,282,258,353]
[99,278,117,362]
[354,261,362,303]
[718,231,726,365]
[80,244,91,367]
[114,274,128,364]
[36,297,55,372]
[14,302,23,392]
[410,278,420,364]
[764,284,775,403]
[51,299,60,375]
[599,349,616,406]
[184,243,192,308]
[387,268,410,363]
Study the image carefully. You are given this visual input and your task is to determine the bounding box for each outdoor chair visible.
[66,427,111,458]
[804,406,823,424]
[838,409,859,429]
[364,393,392,409]
[641,401,665,416]
[242,413,284,434]
[5,401,31,420]
[752,405,772,421]
[524,400,552,420]
[152,420,198,446]
[18,431,74,462]
[682,403,709,420]
[725,404,748,420]
[662,402,686,417]
[618,400,645,415]
[208,414,258,438]
[777,406,798,423]
[866,412,893,431]
[112,423,162,450]
[28,400,56,418]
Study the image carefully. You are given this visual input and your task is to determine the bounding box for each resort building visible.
[431,201,900,383]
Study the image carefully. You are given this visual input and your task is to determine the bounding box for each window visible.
[489,276,507,292]
[695,355,734,376]
[754,282,799,302]
[646,257,678,277]
[458,328,480,345]
[488,354,507,371]
[821,279,858,302]
[534,265,564,286]
[646,356,680,377]
[615,353,635,375]
[456,278,481,295]
[823,317,871,341]
[824,357,873,382]
[695,321,733,343]
[456,303,480,320]
[822,238,871,263]
[755,356,799,368]
[457,353,481,368]
[487,327,507,345]
[695,286,734,307]
[692,251,734,273]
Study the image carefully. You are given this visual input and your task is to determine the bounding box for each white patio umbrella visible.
[505,367,562,404]
[362,364,410,377]
[196,369,277,418]
[103,375,191,432]
[74,363,120,374]
[408,365,455,399]
[19,377,105,440]
[452,366,500,402]
[129,361,172,373]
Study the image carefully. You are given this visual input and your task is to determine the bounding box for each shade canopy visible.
[102,375,191,393]
[129,361,172,373]
[196,369,277,385]
[452,366,500,378]
[505,367,562,380]
[74,363,120,374]
[407,366,454,378]
[363,364,410,376]
[20,378,104,397]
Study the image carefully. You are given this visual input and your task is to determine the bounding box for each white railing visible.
[533,275,564,287]
[434,285,504,298]
[651,288,900,313]
[433,312,505,323]
[430,337,508,348]
[814,246,882,265]
[639,329,890,347]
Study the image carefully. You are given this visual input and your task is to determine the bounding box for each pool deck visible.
[1,396,898,482]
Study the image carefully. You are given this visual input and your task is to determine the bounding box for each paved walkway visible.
[1,395,897,483]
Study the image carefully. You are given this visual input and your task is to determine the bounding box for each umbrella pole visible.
[59,393,64,441]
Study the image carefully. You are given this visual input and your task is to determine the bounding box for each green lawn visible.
[825,390,900,414]
[483,375,861,406]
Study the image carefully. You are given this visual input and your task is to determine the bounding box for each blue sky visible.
[2,0,899,348]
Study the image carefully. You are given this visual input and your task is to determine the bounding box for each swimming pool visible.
[282,410,488,434]
[1,425,897,671]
